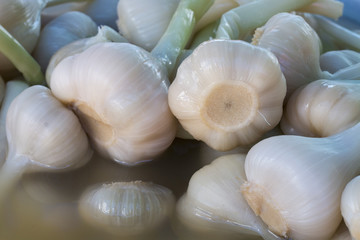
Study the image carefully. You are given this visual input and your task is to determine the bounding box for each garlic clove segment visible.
[50,42,177,165]
[320,50,360,74]
[281,79,360,137]
[33,11,98,73]
[78,181,175,236]
[168,39,286,151]
[117,0,180,51]
[252,12,331,96]
[241,122,360,240]
[341,175,360,240]
[176,154,281,240]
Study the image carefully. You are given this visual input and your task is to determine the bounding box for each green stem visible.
[216,0,316,40]
[151,0,214,76]
[0,25,45,85]
[190,20,220,49]
[45,0,90,7]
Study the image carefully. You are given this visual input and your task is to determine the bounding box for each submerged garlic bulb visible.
[50,42,176,165]
[33,11,98,73]
[168,39,286,151]
[241,123,360,240]
[320,50,360,74]
[341,176,360,240]
[116,0,179,51]
[252,12,331,96]
[78,181,175,236]
[176,154,281,240]
[281,79,360,137]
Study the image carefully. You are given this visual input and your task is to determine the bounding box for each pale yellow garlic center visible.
[241,181,289,238]
[200,82,258,131]
[73,102,114,145]
[251,27,265,46]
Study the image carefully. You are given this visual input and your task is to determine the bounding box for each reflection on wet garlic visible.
[78,181,175,236]
[168,39,286,151]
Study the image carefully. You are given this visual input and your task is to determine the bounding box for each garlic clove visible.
[320,50,360,74]
[176,154,281,240]
[78,181,175,236]
[50,42,177,165]
[242,122,360,240]
[116,0,180,51]
[33,11,98,73]
[341,175,360,240]
[252,12,331,96]
[168,39,286,151]
[281,79,360,137]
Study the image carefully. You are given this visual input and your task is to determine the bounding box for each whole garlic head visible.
[252,12,330,96]
[168,39,286,151]
[78,181,175,236]
[50,42,177,165]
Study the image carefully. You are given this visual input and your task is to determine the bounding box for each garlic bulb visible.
[46,25,127,84]
[252,12,331,96]
[281,79,360,137]
[168,39,286,151]
[330,221,352,240]
[330,62,360,80]
[241,122,360,240]
[0,79,29,166]
[41,2,88,26]
[176,154,281,240]
[50,42,177,165]
[82,0,119,30]
[33,11,98,73]
[320,50,360,74]
[116,0,180,51]
[78,181,175,236]
[341,175,360,240]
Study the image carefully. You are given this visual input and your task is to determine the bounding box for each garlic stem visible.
[45,0,90,8]
[297,0,344,19]
[216,0,316,40]
[190,20,220,49]
[151,0,214,76]
[0,25,44,85]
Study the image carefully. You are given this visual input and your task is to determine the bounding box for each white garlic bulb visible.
[78,181,175,236]
[320,50,360,74]
[168,39,286,151]
[50,42,177,165]
[341,175,360,240]
[33,11,98,73]
[252,12,331,96]
[116,0,180,51]
[176,154,281,240]
[281,79,360,137]
[82,0,119,30]
[241,122,360,240]
[0,79,29,166]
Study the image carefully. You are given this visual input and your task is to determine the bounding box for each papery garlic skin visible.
[33,11,98,73]
[78,181,175,236]
[6,85,93,171]
[242,123,360,240]
[0,0,45,72]
[117,0,179,51]
[281,79,360,137]
[177,154,280,240]
[320,50,360,74]
[50,42,176,165]
[252,12,330,96]
[169,39,286,151]
[341,176,360,240]
[0,80,29,166]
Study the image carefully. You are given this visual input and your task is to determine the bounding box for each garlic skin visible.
[78,181,175,236]
[168,39,286,151]
[176,154,281,240]
[50,42,177,165]
[320,50,360,74]
[241,123,360,240]
[0,80,29,166]
[116,0,179,51]
[341,175,360,240]
[33,11,98,73]
[6,85,93,172]
[46,25,127,84]
[0,0,45,73]
[252,12,331,96]
[281,79,360,137]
